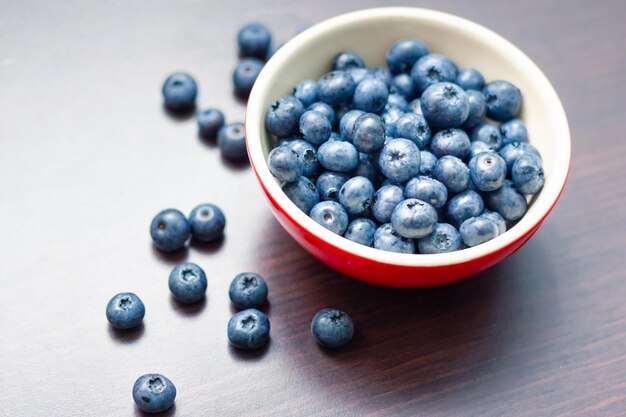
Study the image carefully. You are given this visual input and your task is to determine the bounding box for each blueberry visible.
[307,102,336,126]
[196,108,225,140]
[411,53,458,94]
[499,141,541,171]
[352,113,385,153]
[237,22,272,59]
[229,272,268,309]
[344,218,377,246]
[228,309,270,350]
[391,198,438,239]
[469,151,507,192]
[351,152,382,184]
[317,140,359,172]
[482,80,522,121]
[433,155,470,193]
[420,82,469,128]
[469,141,492,159]
[446,190,485,227]
[265,96,306,138]
[168,262,207,304]
[386,39,429,75]
[348,67,369,84]
[317,70,356,105]
[471,123,503,150]
[316,171,349,202]
[418,223,462,254]
[462,90,487,129]
[408,98,423,115]
[378,138,421,183]
[419,150,438,176]
[500,119,528,144]
[150,209,190,251]
[300,110,332,145]
[162,72,198,111]
[132,374,176,414]
[268,145,304,182]
[189,203,226,242]
[366,66,393,87]
[339,109,365,141]
[294,80,319,107]
[352,78,389,113]
[106,292,145,330]
[485,180,528,221]
[218,122,248,161]
[311,308,354,348]
[405,176,448,209]
[331,51,366,71]
[385,93,410,112]
[512,153,544,194]
[233,57,264,97]
[339,176,375,216]
[381,107,405,137]
[373,223,416,253]
[480,211,506,235]
[390,73,415,99]
[371,185,404,223]
[394,112,431,150]
[286,139,318,177]
[430,128,471,159]
[459,216,499,247]
[455,67,485,91]
[282,176,320,214]
[310,201,349,235]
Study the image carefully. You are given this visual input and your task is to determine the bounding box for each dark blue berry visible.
[268,145,304,182]
[500,119,528,144]
[310,201,349,235]
[421,82,469,128]
[265,96,305,138]
[371,185,404,223]
[344,218,377,246]
[311,308,355,348]
[485,180,528,221]
[150,209,190,251]
[332,51,366,71]
[300,110,332,145]
[352,113,385,153]
[316,171,349,202]
[228,309,270,350]
[378,138,421,183]
[386,39,429,75]
[317,70,356,105]
[229,272,268,310]
[339,176,375,216]
[446,190,485,227]
[294,80,319,107]
[373,223,415,253]
[307,102,336,126]
[462,90,486,129]
[317,140,359,172]
[405,176,448,209]
[411,54,458,94]
[169,262,207,304]
[233,57,264,97]
[286,139,318,177]
[471,123,503,150]
[106,292,145,330]
[352,79,389,113]
[512,153,544,194]
[339,109,365,141]
[430,128,471,159]
[394,112,431,150]
[237,23,272,59]
[189,203,226,242]
[196,108,225,140]
[282,176,320,214]
[455,67,485,91]
[418,223,462,254]
[391,198,438,239]
[132,374,176,414]
[460,216,499,247]
[432,155,470,193]
[482,80,522,121]
[390,73,415,99]
[218,122,248,161]
[162,72,198,111]
[469,152,507,192]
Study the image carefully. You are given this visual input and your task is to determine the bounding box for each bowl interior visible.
[247,7,570,266]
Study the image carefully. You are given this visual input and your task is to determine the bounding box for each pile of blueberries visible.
[265,39,545,254]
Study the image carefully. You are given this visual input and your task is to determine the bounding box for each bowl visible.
[245,7,570,287]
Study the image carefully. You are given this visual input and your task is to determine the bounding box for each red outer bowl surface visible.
[245,8,571,287]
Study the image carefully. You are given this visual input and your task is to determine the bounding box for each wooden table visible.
[1,1,625,416]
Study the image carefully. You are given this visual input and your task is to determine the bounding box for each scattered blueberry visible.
[418,223,462,254]
[332,51,365,71]
[162,72,198,111]
[317,140,359,172]
[196,108,225,140]
[294,80,319,107]
[421,82,469,128]
[404,176,448,209]
[411,54,458,93]
[238,22,272,59]
[460,216,499,247]
[268,145,304,182]
[455,67,485,91]
[378,138,421,183]
[233,57,264,97]
[339,176,374,216]
[169,262,207,304]
[512,153,544,194]
[344,218,377,246]
[300,110,332,145]
[311,308,354,348]
[352,78,389,113]
[391,198,438,239]
[132,374,176,414]
[482,80,522,121]
[446,190,485,227]
[310,201,349,235]
[373,223,415,253]
[150,209,190,251]
[218,122,248,161]
[228,309,270,350]
[430,128,471,159]
[371,184,404,223]
[229,272,268,309]
[316,171,349,202]
[189,203,226,242]
[265,96,305,138]
[386,38,429,75]
[282,176,320,214]
[106,292,145,330]
[469,151,507,192]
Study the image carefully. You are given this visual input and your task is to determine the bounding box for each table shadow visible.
[134,403,176,417]
[169,295,207,317]
[151,244,189,265]
[108,322,145,344]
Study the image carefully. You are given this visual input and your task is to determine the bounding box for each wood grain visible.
[1,0,625,416]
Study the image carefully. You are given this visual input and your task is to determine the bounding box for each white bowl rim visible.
[246,7,571,268]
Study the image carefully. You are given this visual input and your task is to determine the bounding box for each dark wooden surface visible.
[1,1,625,416]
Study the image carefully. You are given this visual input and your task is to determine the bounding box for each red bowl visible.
[245,8,571,287]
